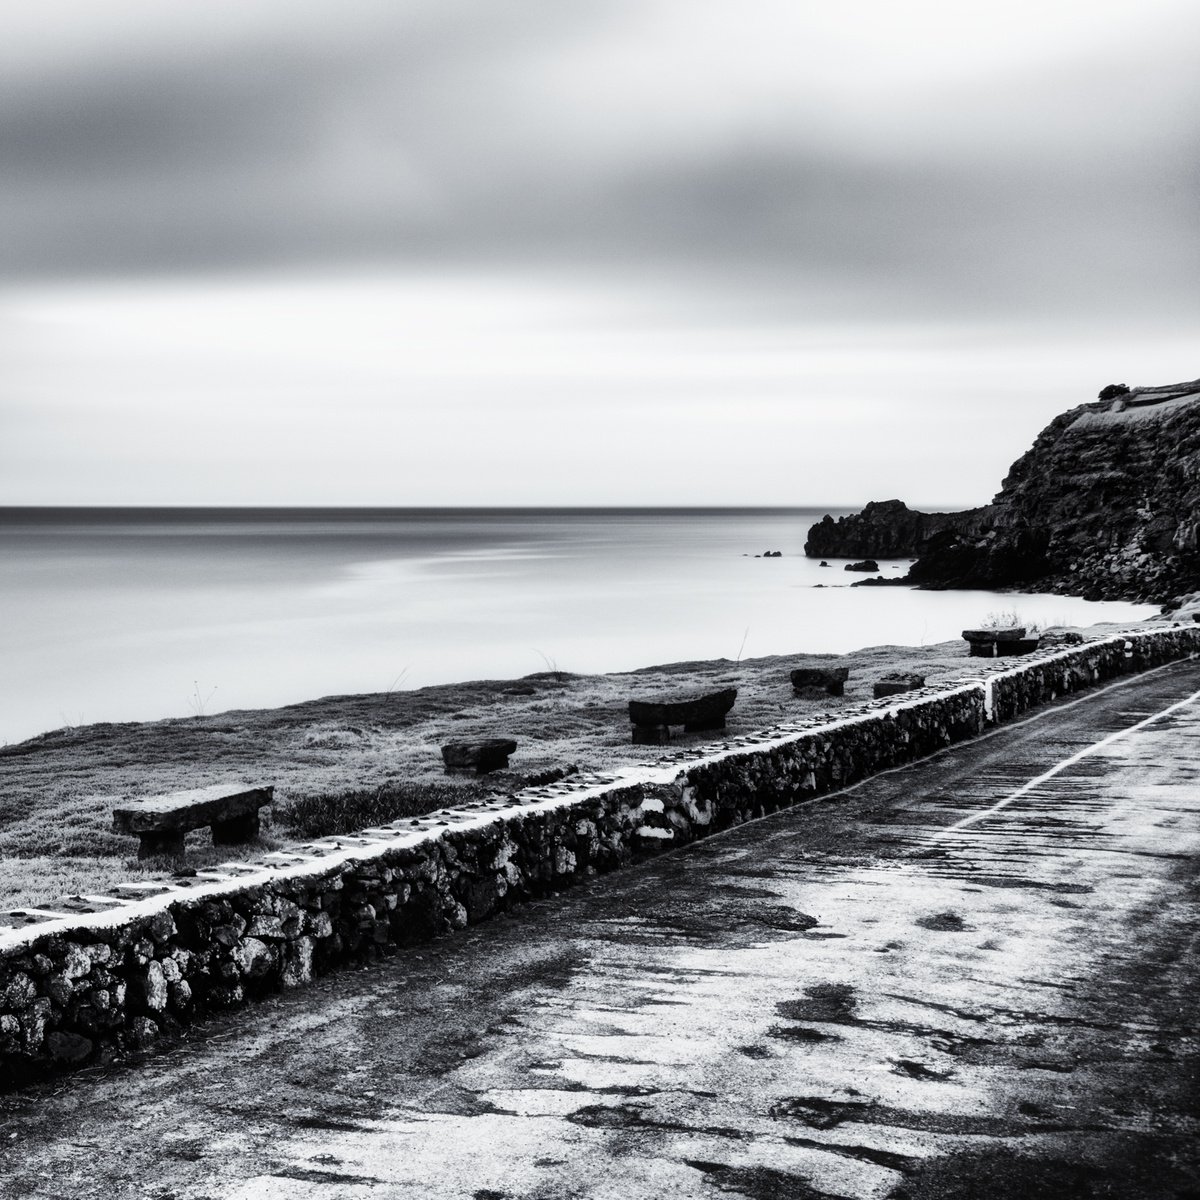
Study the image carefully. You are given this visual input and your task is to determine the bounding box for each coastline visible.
[0,505,1159,751]
[1,609,1188,912]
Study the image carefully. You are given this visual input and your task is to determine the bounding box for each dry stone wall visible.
[984,625,1200,722]
[1,625,1197,1085]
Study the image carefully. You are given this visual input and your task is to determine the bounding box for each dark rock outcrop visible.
[806,378,1200,604]
[849,574,907,587]
[805,500,994,561]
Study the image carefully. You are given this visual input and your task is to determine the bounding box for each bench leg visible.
[212,813,261,844]
[632,723,670,745]
[443,752,511,775]
[138,831,185,860]
[470,750,511,774]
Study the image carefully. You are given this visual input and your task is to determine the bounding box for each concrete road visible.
[3,662,1199,1200]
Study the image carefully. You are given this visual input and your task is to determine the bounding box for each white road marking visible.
[644,659,1200,861]
[935,685,1200,837]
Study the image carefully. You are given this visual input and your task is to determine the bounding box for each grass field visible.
[0,627,1140,910]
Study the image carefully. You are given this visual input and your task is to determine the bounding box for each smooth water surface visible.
[0,508,1156,744]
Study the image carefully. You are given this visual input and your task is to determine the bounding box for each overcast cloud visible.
[2,1,1197,504]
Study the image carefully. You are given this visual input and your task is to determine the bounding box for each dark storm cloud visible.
[589,150,1200,314]
[0,59,315,184]
[0,0,607,274]
[2,0,1198,319]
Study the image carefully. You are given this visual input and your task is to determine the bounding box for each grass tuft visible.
[981,609,1024,630]
[276,780,495,839]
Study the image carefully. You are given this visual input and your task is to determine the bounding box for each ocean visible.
[0,507,1155,746]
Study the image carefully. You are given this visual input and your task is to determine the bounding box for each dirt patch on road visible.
[886,1141,1200,1200]
[915,910,973,932]
[776,982,859,1023]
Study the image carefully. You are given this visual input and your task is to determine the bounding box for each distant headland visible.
[805,378,1200,605]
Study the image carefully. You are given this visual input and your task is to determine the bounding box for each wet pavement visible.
[2,661,1199,1199]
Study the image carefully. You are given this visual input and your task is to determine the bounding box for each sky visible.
[1,0,1197,508]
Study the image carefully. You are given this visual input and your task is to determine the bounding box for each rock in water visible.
[805,377,1200,604]
[844,559,880,572]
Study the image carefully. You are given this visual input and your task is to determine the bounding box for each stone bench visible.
[996,638,1040,656]
[628,687,737,745]
[790,666,850,697]
[873,673,925,699]
[962,628,1039,657]
[441,738,517,774]
[112,784,273,859]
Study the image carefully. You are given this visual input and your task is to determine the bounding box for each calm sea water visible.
[0,508,1155,746]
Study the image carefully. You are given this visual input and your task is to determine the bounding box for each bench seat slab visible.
[112,784,273,835]
[683,716,727,732]
[628,688,737,745]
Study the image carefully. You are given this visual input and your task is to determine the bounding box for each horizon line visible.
[0,500,971,514]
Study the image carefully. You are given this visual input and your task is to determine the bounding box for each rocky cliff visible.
[805,379,1200,603]
[805,500,995,560]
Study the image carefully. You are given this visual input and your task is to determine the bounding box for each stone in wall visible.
[986,625,1199,722]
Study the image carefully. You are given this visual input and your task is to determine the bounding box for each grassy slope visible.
[0,633,1121,910]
